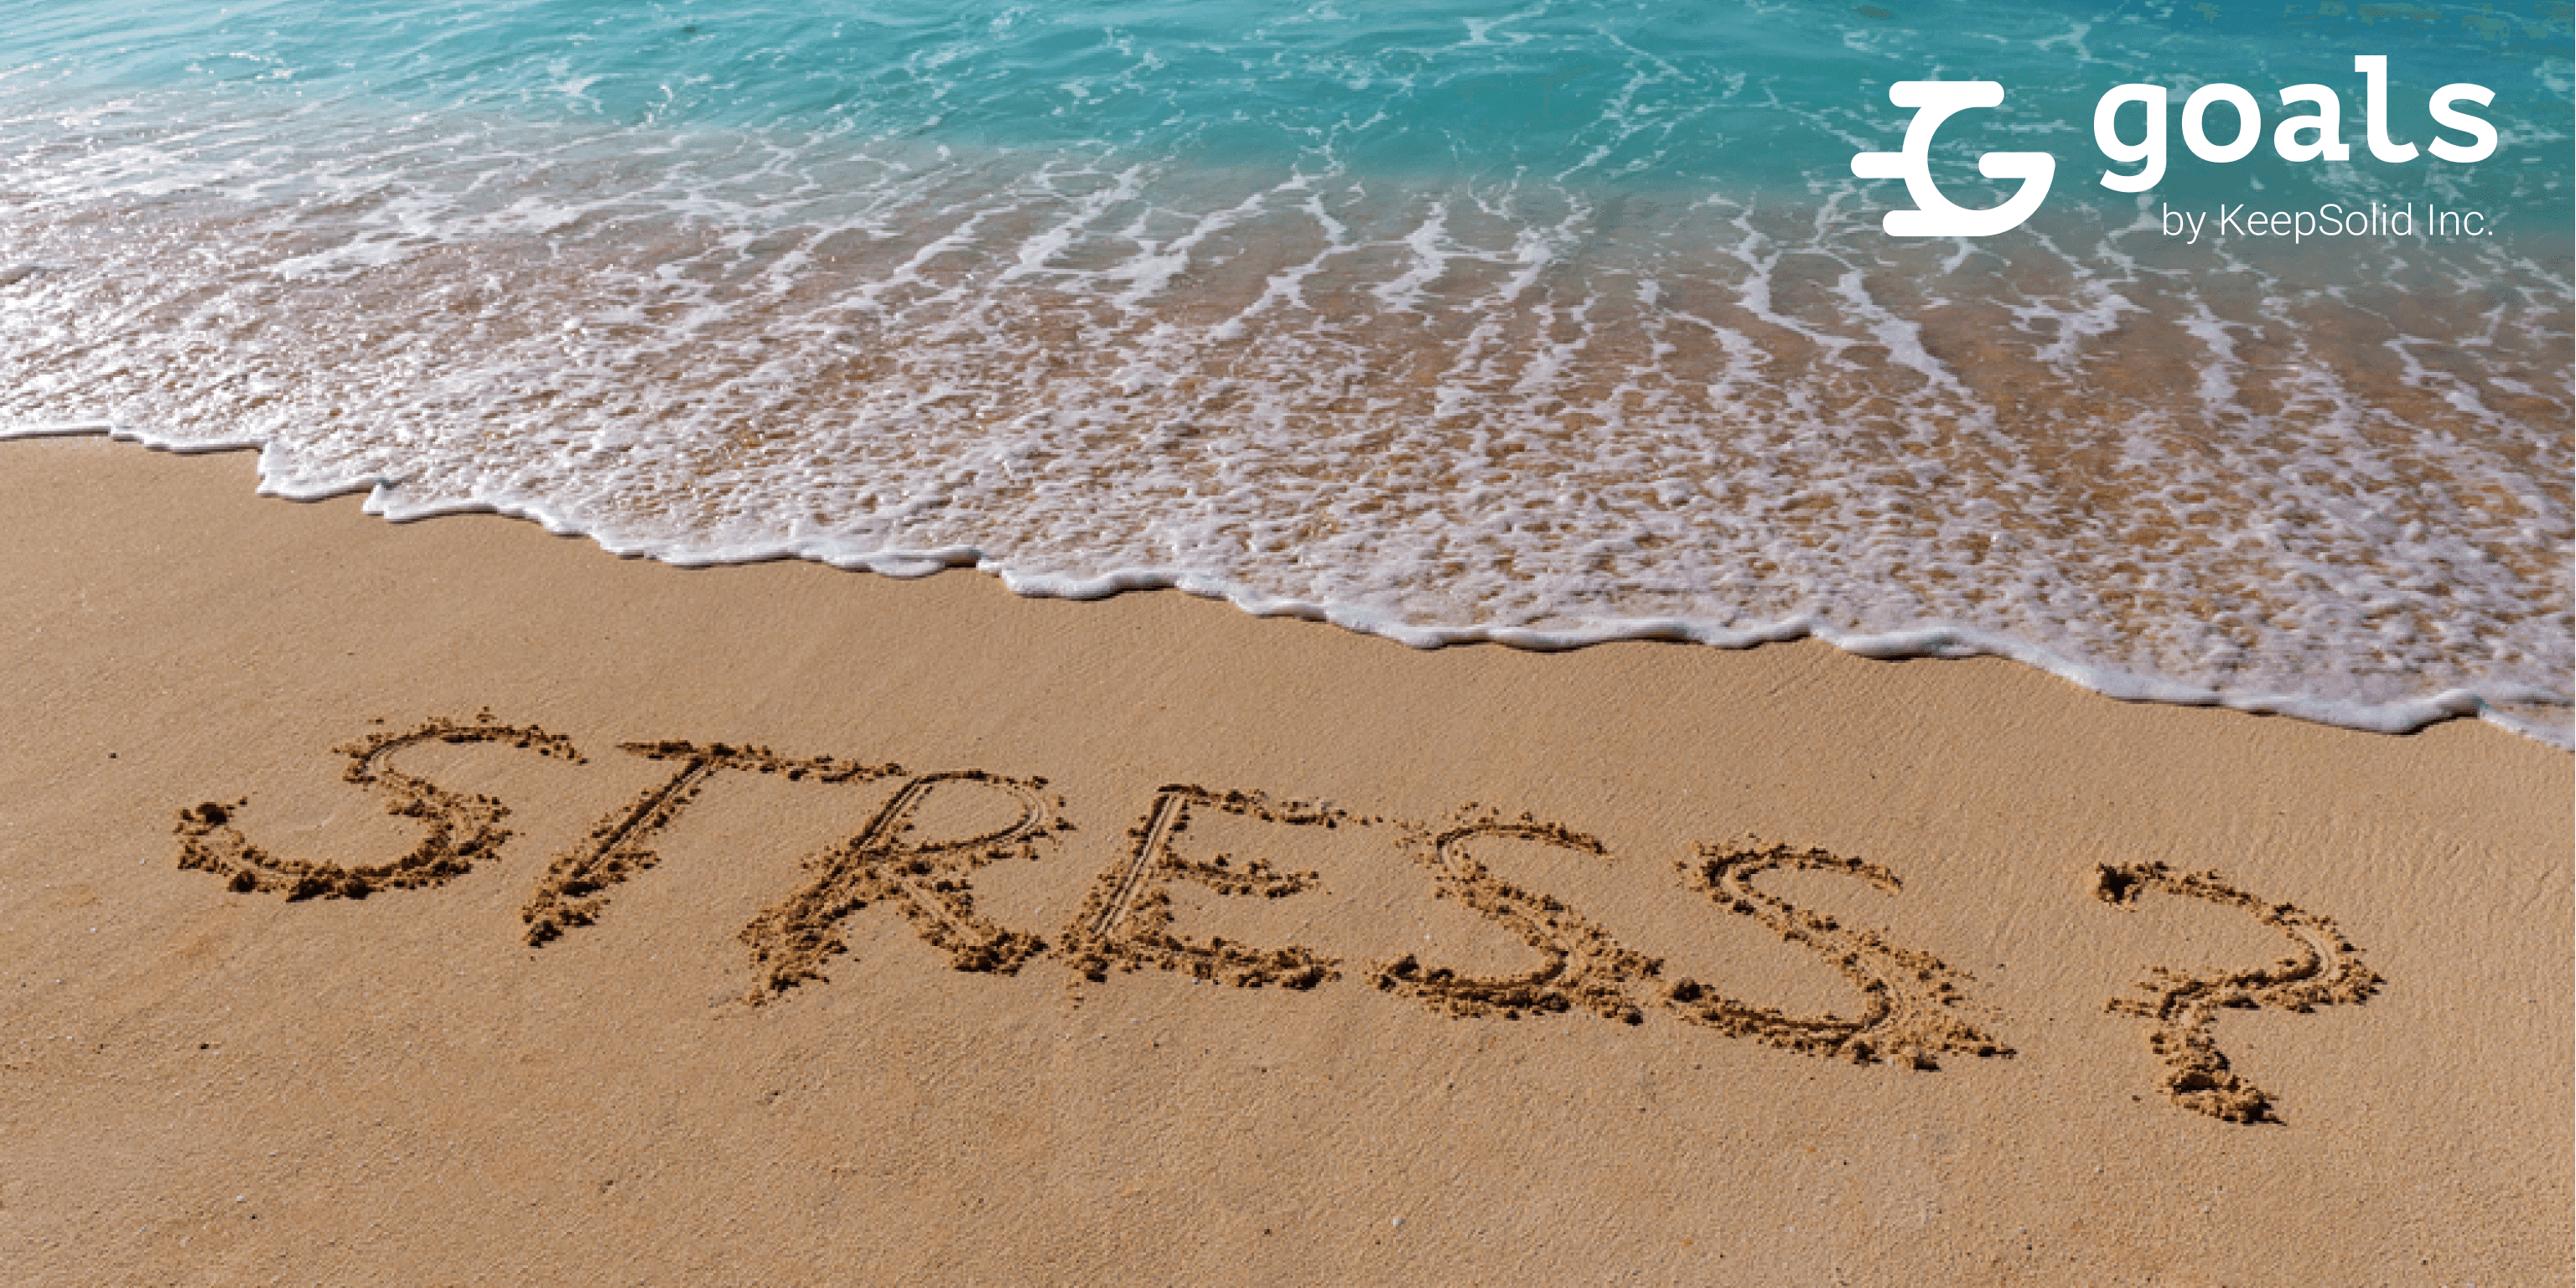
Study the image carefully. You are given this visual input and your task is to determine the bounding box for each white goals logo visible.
[1851,56,2499,236]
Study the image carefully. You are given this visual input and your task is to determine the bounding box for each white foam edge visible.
[11,420,2568,752]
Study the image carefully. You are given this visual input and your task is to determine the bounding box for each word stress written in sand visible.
[172,716,2382,1125]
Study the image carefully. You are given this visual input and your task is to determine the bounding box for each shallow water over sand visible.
[2,0,2568,742]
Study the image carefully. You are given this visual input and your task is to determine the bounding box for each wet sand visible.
[1,434,2566,1285]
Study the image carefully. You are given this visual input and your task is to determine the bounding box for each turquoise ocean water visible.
[1,2,2568,742]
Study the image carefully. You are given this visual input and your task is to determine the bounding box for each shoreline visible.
[2,434,2567,1285]
[9,423,2563,752]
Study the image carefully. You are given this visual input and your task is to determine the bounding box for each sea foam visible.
[1,0,2567,746]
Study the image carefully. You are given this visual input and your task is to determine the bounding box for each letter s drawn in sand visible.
[1664,840,2010,1069]
[1369,809,1661,1025]
[2092,861,2381,1124]
[174,715,583,900]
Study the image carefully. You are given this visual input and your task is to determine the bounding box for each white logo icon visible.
[1851,81,2055,236]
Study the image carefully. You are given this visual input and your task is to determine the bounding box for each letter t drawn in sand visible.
[520,739,909,946]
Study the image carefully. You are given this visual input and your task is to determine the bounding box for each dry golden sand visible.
[1,435,2567,1286]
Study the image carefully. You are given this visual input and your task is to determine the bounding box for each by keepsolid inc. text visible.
[2158,201,2490,244]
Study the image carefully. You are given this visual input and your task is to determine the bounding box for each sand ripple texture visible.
[0,1,2568,746]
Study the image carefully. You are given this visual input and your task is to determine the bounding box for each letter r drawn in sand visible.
[739,770,1066,1002]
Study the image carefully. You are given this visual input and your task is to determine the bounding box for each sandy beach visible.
[1,433,2566,1285]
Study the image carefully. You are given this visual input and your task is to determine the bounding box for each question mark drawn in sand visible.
[521,740,906,946]
[739,769,1068,1002]
[1370,809,1662,1026]
[2092,861,2382,1124]
[174,715,583,900]
[1060,785,1349,994]
[1664,841,2011,1069]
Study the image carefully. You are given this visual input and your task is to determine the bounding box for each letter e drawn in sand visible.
[174,716,583,900]
[1370,810,1661,1025]
[1059,786,1347,993]
[738,771,1065,1002]
[520,741,906,945]
[1665,841,2010,1069]
[2092,861,2382,1125]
